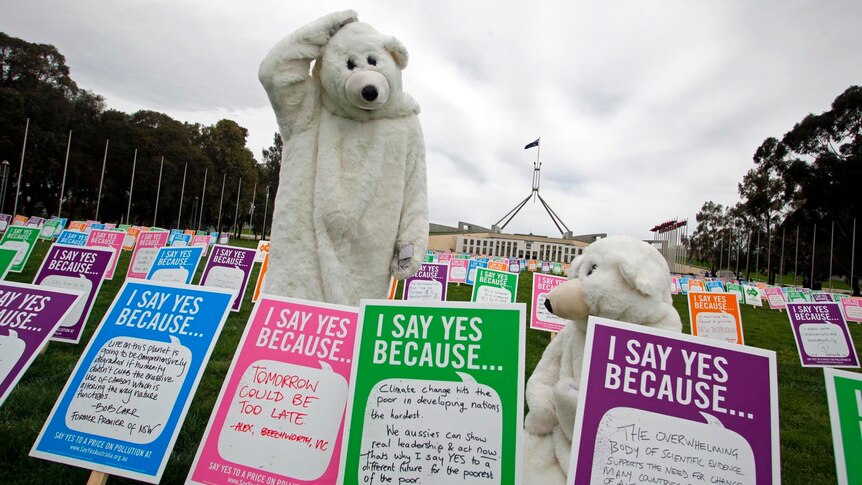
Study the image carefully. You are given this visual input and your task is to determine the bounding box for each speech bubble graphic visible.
[123,234,135,249]
[1,240,30,265]
[40,225,57,239]
[696,311,739,343]
[65,335,190,444]
[358,373,503,484]
[39,274,92,328]
[131,247,159,274]
[0,330,25,383]
[204,265,244,295]
[406,279,443,301]
[476,285,512,303]
[450,266,467,280]
[217,360,347,481]
[150,267,190,284]
[798,323,850,358]
[536,294,568,325]
[590,407,755,484]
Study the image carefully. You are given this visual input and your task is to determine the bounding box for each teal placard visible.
[471,267,519,303]
[38,220,63,240]
[0,226,41,273]
[824,368,862,485]
[340,300,525,485]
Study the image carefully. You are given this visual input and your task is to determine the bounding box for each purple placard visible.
[569,317,780,484]
[786,302,859,368]
[0,281,81,407]
[402,262,449,301]
[199,244,256,312]
[811,292,834,302]
[0,214,11,233]
[33,244,113,344]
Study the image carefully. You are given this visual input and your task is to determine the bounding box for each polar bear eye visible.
[587,264,597,276]
[346,59,356,70]
[367,56,377,66]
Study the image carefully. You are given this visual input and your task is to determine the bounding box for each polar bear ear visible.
[385,36,409,69]
[617,250,669,299]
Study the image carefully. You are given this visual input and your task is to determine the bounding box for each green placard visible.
[725,282,744,300]
[0,226,41,273]
[38,220,62,240]
[471,267,519,303]
[341,300,525,485]
[552,262,563,275]
[787,289,809,302]
[0,247,16,279]
[825,368,862,485]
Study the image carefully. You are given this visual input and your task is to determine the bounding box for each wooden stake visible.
[87,471,109,485]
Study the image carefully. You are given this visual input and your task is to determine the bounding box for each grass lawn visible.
[0,243,859,484]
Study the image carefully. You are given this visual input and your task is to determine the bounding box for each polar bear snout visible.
[545,278,589,322]
[345,70,391,110]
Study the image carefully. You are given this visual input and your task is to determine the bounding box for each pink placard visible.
[84,229,125,279]
[448,258,469,283]
[126,230,170,280]
[187,296,358,485]
[764,286,786,310]
[531,273,569,332]
[840,296,862,323]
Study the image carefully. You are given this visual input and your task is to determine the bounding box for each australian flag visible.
[524,138,540,149]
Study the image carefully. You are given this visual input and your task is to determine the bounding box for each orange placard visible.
[252,253,269,302]
[12,215,28,226]
[387,276,398,300]
[687,292,744,344]
[487,260,508,272]
[688,279,706,293]
[69,221,86,231]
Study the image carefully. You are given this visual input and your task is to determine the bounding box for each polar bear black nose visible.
[362,85,378,101]
[544,298,553,314]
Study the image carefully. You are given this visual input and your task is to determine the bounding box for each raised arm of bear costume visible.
[259,11,428,306]
[522,235,682,485]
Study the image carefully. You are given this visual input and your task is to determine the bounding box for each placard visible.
[252,253,268,303]
[527,260,537,271]
[146,246,205,284]
[33,245,113,344]
[30,280,234,483]
[567,317,780,484]
[0,247,16,280]
[786,303,859,368]
[187,296,359,485]
[403,262,448,302]
[0,225,41,273]
[688,279,706,293]
[57,229,88,246]
[540,261,550,273]
[68,221,86,232]
[127,230,170,280]
[448,258,469,284]
[0,214,10,232]
[471,267,518,303]
[254,240,270,263]
[199,245,257,312]
[670,277,680,295]
[551,262,563,275]
[764,286,786,310]
[742,284,762,306]
[824,368,862,485]
[12,214,28,226]
[706,280,724,292]
[465,258,487,286]
[0,282,81,407]
[85,229,125,280]
[39,219,63,240]
[340,300,526,485]
[839,296,862,323]
[169,231,191,247]
[786,289,809,303]
[191,234,211,253]
[25,216,45,229]
[687,292,744,344]
[530,273,568,333]
[122,226,141,251]
[724,282,743,301]
[811,292,834,302]
[487,260,508,272]
[508,258,520,273]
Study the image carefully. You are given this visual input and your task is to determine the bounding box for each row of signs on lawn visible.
[2,280,860,482]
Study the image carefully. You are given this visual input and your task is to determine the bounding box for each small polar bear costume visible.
[522,235,682,484]
[259,10,427,306]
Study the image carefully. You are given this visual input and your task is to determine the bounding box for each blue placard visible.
[679,276,690,295]
[707,280,725,292]
[208,231,218,245]
[465,258,488,285]
[168,232,192,247]
[56,230,89,246]
[30,280,233,482]
[145,246,204,285]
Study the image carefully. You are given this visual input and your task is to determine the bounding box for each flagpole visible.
[197,167,207,231]
[58,130,72,217]
[248,181,257,234]
[217,173,226,233]
[13,118,29,217]
[95,139,109,221]
[262,186,270,239]
[851,218,857,295]
[794,226,799,286]
[126,149,137,225]
[177,163,187,229]
[828,220,834,292]
[233,178,242,238]
[810,224,816,288]
[153,156,164,226]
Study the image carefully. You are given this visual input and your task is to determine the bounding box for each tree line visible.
[687,85,861,295]
[0,32,283,237]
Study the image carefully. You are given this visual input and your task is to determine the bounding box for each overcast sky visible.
[3,0,860,239]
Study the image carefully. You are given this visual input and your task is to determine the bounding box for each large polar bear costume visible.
[523,235,682,484]
[259,10,427,306]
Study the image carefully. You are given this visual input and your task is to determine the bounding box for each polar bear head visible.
[544,235,678,328]
[317,21,418,121]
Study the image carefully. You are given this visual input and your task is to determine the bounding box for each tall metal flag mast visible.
[492,138,572,237]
